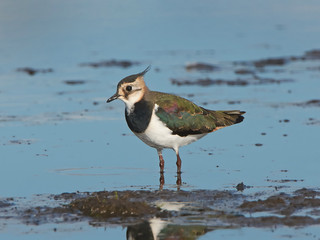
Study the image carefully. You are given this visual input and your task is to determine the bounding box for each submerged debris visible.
[16,67,53,76]
[304,49,320,60]
[0,200,12,208]
[307,118,320,125]
[185,62,219,72]
[253,57,287,68]
[6,139,34,145]
[63,80,86,85]
[79,59,140,68]
[171,76,292,87]
[171,78,248,86]
[294,99,320,107]
[235,182,250,191]
[22,206,79,225]
[234,49,320,69]
[267,179,304,183]
[234,69,255,75]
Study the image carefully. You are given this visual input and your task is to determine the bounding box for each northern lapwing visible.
[107,66,245,174]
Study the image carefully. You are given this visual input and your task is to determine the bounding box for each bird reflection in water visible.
[159,172,182,191]
[126,219,209,240]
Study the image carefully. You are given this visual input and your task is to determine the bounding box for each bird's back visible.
[146,91,245,136]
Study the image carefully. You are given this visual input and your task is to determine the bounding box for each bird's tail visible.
[209,110,245,127]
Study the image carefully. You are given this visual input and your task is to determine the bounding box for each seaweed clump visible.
[69,191,160,219]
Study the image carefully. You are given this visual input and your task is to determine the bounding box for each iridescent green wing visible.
[153,92,217,136]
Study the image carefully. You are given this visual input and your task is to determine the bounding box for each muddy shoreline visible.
[2,187,320,238]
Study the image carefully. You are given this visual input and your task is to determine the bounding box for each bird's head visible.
[107,66,150,108]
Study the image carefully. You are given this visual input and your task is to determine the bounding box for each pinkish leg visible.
[176,172,182,188]
[157,149,164,173]
[159,172,165,190]
[176,153,182,174]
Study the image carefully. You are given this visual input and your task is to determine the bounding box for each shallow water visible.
[1,0,320,239]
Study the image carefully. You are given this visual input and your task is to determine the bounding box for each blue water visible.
[1,0,320,239]
[200,226,320,240]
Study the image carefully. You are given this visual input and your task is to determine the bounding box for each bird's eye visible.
[126,86,132,91]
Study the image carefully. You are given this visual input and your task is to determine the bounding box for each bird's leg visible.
[159,172,164,190]
[176,152,182,174]
[157,149,165,190]
[175,150,182,189]
[157,149,164,173]
[176,172,182,190]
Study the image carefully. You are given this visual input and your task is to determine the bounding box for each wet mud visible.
[69,191,162,219]
[2,188,320,237]
[240,189,320,218]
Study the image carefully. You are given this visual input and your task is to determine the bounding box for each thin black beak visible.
[106,93,119,103]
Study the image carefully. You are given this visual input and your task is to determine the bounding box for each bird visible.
[107,66,245,174]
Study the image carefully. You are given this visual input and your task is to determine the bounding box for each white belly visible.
[135,108,207,152]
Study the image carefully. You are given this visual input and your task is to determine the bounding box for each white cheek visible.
[120,91,143,114]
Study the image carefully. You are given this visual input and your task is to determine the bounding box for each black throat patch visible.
[125,99,153,133]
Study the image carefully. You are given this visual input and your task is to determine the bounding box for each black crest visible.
[117,66,151,88]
